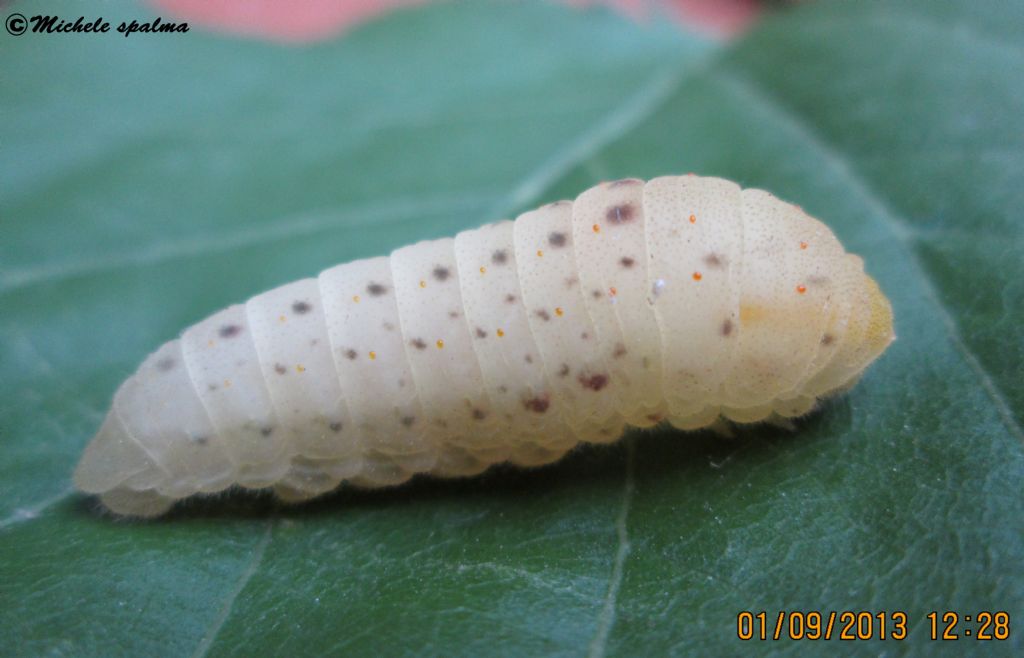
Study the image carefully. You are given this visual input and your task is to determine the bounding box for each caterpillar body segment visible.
[181,304,290,485]
[513,201,626,442]
[319,257,435,470]
[453,221,579,464]
[390,238,509,476]
[644,176,744,424]
[74,175,896,517]
[572,179,665,428]
[115,340,232,497]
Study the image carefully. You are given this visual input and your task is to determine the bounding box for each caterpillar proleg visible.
[74,175,895,517]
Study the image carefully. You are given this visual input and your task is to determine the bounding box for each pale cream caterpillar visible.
[74,175,895,517]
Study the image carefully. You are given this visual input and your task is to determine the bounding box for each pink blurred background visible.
[150,0,763,43]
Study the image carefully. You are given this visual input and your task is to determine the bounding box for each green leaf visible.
[1,0,1021,655]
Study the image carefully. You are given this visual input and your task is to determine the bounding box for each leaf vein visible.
[0,193,494,294]
[0,487,75,531]
[485,54,715,221]
[191,520,274,658]
[588,439,636,658]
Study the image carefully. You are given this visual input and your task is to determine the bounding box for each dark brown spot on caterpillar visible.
[548,232,567,248]
[410,338,427,350]
[344,349,358,360]
[382,321,395,331]
[492,250,508,265]
[207,383,219,392]
[619,256,635,268]
[471,408,487,421]
[505,294,517,304]
[274,363,288,374]
[808,275,830,286]
[565,276,578,288]
[578,373,609,391]
[591,289,603,299]
[192,435,209,446]
[260,426,274,437]
[219,324,242,338]
[524,354,533,364]
[821,333,835,346]
[535,309,551,322]
[329,422,343,432]
[613,343,627,358]
[581,332,590,340]
[475,327,488,339]
[401,416,416,427]
[448,310,460,319]
[523,393,550,414]
[606,204,635,224]
[557,363,570,377]
[609,178,641,188]
[703,253,725,268]
[367,282,388,296]
[292,301,312,314]
[721,319,733,337]
[498,385,508,394]
[432,266,451,282]
[156,357,175,372]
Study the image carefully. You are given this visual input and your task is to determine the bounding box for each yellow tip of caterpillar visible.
[863,274,896,355]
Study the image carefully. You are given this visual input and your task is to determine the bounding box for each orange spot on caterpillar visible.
[497,328,505,337]
[609,287,617,297]
[224,379,232,387]
[592,223,600,233]
[369,351,377,360]
[296,364,306,373]
[436,339,444,349]
[555,307,564,317]
[689,214,696,224]
[739,304,767,324]
[278,315,287,323]
[479,266,486,274]
[352,295,360,303]
[207,339,215,347]
[796,284,807,294]
[419,280,426,289]
[536,250,544,258]
[692,271,702,281]
[800,241,808,250]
